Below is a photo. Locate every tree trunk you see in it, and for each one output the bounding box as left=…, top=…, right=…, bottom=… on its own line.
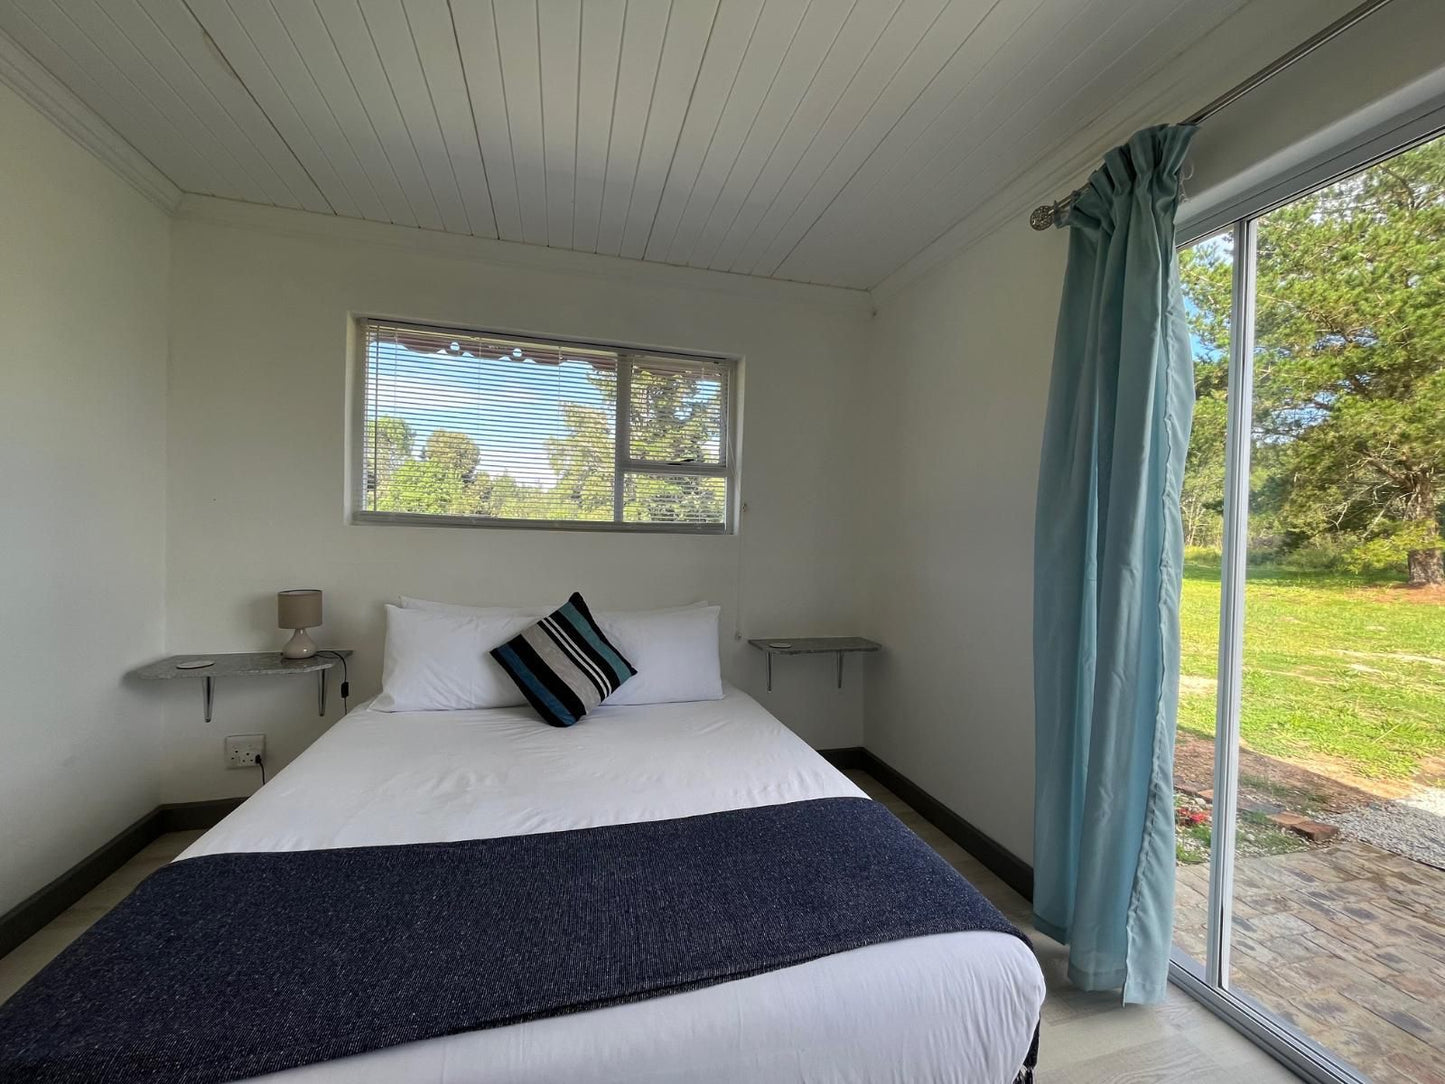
left=1409, top=546, right=1444, bottom=586
left=1405, top=479, right=1443, bottom=587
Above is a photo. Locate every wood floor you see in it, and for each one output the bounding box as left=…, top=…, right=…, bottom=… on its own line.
left=0, top=772, right=1303, bottom=1082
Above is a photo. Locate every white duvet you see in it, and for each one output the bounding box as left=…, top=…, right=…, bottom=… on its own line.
left=182, top=687, right=1044, bottom=1083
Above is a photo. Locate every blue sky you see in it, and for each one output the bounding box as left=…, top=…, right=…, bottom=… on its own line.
left=369, top=340, right=611, bottom=486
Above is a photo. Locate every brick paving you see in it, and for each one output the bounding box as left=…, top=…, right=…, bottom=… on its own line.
left=1176, top=841, right=1445, bottom=1083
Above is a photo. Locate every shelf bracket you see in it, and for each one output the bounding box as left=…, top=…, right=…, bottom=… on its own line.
left=748, top=638, right=879, bottom=695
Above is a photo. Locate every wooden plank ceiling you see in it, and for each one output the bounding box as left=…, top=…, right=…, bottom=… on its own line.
left=1, top=0, right=1260, bottom=289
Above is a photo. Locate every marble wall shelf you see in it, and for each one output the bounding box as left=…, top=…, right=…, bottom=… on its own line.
left=129, top=651, right=353, bottom=722
left=746, top=637, right=880, bottom=691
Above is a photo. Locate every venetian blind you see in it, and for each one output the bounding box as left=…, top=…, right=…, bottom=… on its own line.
left=359, top=319, right=732, bottom=530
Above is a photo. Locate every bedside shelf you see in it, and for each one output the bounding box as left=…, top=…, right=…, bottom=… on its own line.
left=747, top=637, right=880, bottom=691
left=129, top=651, right=353, bottom=722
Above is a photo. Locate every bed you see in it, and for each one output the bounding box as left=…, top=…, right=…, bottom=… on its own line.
left=167, top=686, right=1044, bottom=1084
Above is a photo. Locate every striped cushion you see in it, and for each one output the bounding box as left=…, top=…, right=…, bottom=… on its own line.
left=490, top=593, right=637, bottom=727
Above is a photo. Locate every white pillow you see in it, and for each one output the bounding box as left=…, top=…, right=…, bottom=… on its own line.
left=399, top=596, right=546, bottom=619
left=598, top=604, right=723, bottom=706
left=395, top=596, right=722, bottom=707
left=373, top=604, right=536, bottom=712
left=399, top=596, right=703, bottom=622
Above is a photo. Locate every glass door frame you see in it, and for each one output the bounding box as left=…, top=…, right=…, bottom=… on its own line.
left=1166, top=219, right=1365, bottom=1084
left=1165, top=93, right=1445, bottom=1084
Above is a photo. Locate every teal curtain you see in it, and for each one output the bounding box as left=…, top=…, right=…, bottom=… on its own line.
left=1032, top=124, right=1197, bottom=1004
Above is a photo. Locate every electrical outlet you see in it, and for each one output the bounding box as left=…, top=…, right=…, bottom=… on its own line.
left=224, top=734, right=265, bottom=770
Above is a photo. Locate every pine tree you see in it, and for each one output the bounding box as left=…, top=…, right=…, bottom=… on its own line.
left=1180, top=136, right=1445, bottom=585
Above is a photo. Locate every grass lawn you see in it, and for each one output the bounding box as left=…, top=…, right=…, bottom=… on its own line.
left=1177, top=559, right=1445, bottom=781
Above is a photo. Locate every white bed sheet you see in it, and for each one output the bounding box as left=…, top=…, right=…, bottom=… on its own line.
left=182, top=687, right=1044, bottom=1084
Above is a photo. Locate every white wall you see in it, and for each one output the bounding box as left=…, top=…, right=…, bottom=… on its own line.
left=158, top=199, right=873, bottom=802
left=861, top=222, right=1067, bottom=863
left=0, top=83, right=170, bottom=912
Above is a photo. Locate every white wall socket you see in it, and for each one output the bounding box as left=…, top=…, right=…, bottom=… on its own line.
left=224, top=733, right=265, bottom=770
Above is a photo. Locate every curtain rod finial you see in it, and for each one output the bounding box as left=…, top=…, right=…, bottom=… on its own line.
left=1030, top=204, right=1057, bottom=231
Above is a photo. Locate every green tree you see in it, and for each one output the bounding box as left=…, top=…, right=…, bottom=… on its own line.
left=422, top=429, right=480, bottom=482
left=1258, top=138, right=1445, bottom=585
left=376, top=458, right=467, bottom=515
left=1179, top=238, right=1232, bottom=549
left=482, top=472, right=552, bottom=520
left=364, top=415, right=414, bottom=501
left=546, top=362, right=726, bottom=525
left=1180, top=136, right=1445, bottom=584
left=546, top=401, right=614, bottom=520
left=623, top=364, right=726, bottom=524
left=372, top=424, right=483, bottom=516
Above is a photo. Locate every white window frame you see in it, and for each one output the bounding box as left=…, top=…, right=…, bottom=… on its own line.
left=349, top=317, right=740, bottom=535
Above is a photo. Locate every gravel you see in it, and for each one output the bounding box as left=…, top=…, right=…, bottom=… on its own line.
left=1320, top=786, right=1445, bottom=870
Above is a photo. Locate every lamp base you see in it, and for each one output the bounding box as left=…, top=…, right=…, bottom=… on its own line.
left=282, top=628, right=318, bottom=659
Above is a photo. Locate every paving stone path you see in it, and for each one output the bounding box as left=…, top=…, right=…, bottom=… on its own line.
left=1176, top=841, right=1445, bottom=1083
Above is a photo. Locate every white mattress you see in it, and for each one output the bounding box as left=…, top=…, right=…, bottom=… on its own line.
left=182, top=687, right=1044, bottom=1083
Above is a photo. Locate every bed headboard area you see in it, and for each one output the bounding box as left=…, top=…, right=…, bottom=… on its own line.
left=156, top=207, right=875, bottom=802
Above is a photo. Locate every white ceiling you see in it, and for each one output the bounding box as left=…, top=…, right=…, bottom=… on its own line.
left=1, top=0, right=1334, bottom=290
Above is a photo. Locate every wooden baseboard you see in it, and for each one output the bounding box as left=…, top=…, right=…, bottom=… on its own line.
left=0, top=798, right=244, bottom=959
left=857, top=751, right=1034, bottom=902
left=0, top=809, right=160, bottom=958
left=158, top=797, right=245, bottom=833
left=816, top=746, right=868, bottom=770
left=820, top=745, right=1034, bottom=901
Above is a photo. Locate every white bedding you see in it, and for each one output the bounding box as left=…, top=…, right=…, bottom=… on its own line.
left=182, top=687, right=1044, bottom=1083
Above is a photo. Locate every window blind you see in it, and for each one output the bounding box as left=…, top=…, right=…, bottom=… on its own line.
left=358, top=319, right=733, bottom=531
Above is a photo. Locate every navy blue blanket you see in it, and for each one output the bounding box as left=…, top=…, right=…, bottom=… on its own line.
left=0, top=797, right=1037, bottom=1083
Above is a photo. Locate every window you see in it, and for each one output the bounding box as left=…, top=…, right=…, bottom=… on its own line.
left=355, top=319, right=735, bottom=532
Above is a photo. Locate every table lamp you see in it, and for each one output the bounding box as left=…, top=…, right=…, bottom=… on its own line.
left=277, top=589, right=322, bottom=659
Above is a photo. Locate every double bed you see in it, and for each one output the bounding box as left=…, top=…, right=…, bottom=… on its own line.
left=0, top=680, right=1044, bottom=1082
left=173, top=686, right=1044, bottom=1083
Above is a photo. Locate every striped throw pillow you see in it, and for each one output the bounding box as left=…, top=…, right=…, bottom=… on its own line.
left=490, top=593, right=637, bottom=727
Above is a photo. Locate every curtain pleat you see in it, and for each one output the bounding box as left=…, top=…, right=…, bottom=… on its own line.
left=1032, top=124, right=1197, bottom=1004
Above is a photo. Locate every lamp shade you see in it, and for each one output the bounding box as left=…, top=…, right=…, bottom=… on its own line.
left=277, top=589, right=322, bottom=630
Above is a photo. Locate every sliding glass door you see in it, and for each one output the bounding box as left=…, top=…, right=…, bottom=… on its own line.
left=1171, top=131, right=1445, bottom=1084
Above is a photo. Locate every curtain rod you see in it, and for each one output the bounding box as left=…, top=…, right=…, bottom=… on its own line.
left=1027, top=0, right=1398, bottom=231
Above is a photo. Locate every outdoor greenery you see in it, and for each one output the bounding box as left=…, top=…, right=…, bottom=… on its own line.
left=1174, top=794, right=1307, bottom=866
left=364, top=361, right=726, bottom=525
left=1177, top=557, right=1445, bottom=780
left=1180, top=136, right=1445, bottom=585
left=1174, top=136, right=1444, bottom=790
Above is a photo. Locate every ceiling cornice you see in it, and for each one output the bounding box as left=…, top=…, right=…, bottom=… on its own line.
left=175, top=195, right=875, bottom=316
left=0, top=27, right=181, bottom=214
